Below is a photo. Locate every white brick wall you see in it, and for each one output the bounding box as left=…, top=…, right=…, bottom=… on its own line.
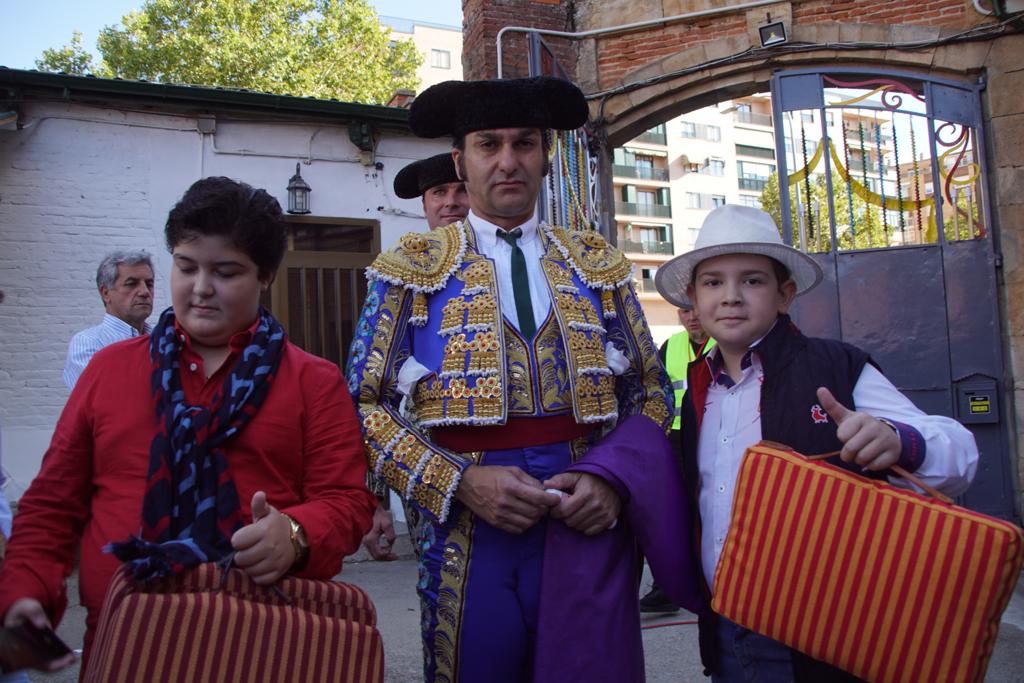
left=0, top=99, right=448, bottom=497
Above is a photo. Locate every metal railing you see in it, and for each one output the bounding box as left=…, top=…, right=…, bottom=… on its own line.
left=613, top=164, right=670, bottom=181
left=615, top=201, right=673, bottom=218
left=734, top=110, right=773, bottom=126
left=738, top=177, right=769, bottom=191
left=622, top=239, right=674, bottom=255
left=736, top=144, right=776, bottom=160
left=634, top=130, right=668, bottom=145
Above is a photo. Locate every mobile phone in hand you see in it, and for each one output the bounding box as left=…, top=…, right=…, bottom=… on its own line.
left=0, top=622, right=73, bottom=673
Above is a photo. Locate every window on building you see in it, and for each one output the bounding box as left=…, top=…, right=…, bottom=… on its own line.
left=635, top=155, right=654, bottom=178
left=636, top=225, right=664, bottom=247
left=686, top=192, right=703, bottom=209
left=738, top=194, right=762, bottom=208
left=679, top=121, right=720, bottom=142
left=737, top=161, right=776, bottom=178
left=639, top=267, right=657, bottom=293
left=701, top=158, right=725, bottom=176
left=801, top=111, right=814, bottom=123
left=431, top=49, right=451, bottom=69
left=637, top=190, right=656, bottom=207
left=712, top=195, right=727, bottom=208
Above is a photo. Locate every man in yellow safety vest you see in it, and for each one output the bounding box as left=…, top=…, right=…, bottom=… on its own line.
left=661, top=300, right=715, bottom=436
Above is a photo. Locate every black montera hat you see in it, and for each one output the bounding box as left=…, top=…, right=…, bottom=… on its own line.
left=393, top=153, right=461, bottom=199
left=409, top=76, right=589, bottom=139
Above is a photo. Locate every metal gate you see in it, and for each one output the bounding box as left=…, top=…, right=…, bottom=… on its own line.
left=770, top=68, right=1015, bottom=521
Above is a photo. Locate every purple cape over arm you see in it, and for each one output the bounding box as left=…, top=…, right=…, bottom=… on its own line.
left=533, top=415, right=704, bottom=683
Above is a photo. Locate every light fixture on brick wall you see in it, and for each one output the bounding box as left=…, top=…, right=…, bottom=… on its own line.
left=758, top=15, right=787, bottom=47
left=287, top=163, right=311, bottom=215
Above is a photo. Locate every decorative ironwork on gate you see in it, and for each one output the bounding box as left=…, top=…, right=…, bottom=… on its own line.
left=771, top=70, right=989, bottom=253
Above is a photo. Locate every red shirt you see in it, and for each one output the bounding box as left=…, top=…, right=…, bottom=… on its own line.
left=0, top=327, right=375, bottom=655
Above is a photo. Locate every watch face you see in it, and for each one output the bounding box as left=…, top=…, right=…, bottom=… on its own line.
left=288, top=516, right=308, bottom=549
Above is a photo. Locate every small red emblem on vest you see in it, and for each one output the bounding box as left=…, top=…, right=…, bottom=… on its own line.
left=811, top=404, right=829, bottom=424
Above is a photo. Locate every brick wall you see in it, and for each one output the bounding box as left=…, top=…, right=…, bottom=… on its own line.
left=0, top=115, right=165, bottom=430
left=588, top=0, right=979, bottom=90
left=462, top=0, right=576, bottom=80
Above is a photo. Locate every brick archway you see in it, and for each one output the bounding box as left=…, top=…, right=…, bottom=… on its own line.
left=591, top=40, right=992, bottom=147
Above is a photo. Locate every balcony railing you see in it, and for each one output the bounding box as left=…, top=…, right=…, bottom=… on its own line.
left=634, top=130, right=667, bottom=145
left=735, top=144, right=776, bottom=160
left=612, top=164, right=670, bottom=181
left=738, top=177, right=768, bottom=191
left=639, top=277, right=656, bottom=293
left=621, top=239, right=674, bottom=255
left=615, top=201, right=673, bottom=218
left=734, top=110, right=773, bottom=126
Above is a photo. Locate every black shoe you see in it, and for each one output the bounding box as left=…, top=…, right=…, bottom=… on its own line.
left=639, top=584, right=680, bottom=614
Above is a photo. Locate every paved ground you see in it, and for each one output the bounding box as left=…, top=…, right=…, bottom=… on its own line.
left=25, top=532, right=1024, bottom=682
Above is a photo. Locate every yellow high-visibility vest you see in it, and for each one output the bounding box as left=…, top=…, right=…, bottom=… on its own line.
left=665, top=331, right=715, bottom=430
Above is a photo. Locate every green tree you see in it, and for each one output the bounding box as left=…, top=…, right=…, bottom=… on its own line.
left=35, top=31, right=96, bottom=75
left=36, top=0, right=421, bottom=105
left=761, top=171, right=891, bottom=252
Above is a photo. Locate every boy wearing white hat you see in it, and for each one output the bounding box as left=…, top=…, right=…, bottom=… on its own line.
left=655, top=204, right=978, bottom=681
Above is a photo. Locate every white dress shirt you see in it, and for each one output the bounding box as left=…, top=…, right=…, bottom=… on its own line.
left=467, top=209, right=552, bottom=331
left=63, top=313, right=151, bottom=390
left=698, top=347, right=979, bottom=587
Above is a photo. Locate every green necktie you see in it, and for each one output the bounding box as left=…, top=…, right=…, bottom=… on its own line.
left=497, top=228, right=536, bottom=339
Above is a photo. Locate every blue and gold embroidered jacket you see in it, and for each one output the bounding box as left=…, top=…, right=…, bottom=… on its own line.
left=345, top=221, right=672, bottom=523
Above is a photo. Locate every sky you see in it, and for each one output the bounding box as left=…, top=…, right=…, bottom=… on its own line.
left=0, top=0, right=463, bottom=70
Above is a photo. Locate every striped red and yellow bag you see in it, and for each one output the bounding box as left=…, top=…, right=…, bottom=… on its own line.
left=84, top=563, right=384, bottom=683
left=712, top=441, right=1023, bottom=683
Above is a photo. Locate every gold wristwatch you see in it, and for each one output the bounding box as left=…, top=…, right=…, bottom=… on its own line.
left=281, top=513, right=310, bottom=571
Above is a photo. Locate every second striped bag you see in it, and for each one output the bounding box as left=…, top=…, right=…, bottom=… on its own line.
left=712, top=441, right=1023, bottom=683
left=83, top=563, right=384, bottom=683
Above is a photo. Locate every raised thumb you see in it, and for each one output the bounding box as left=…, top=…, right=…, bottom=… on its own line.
left=251, top=490, right=270, bottom=522
left=816, top=386, right=851, bottom=424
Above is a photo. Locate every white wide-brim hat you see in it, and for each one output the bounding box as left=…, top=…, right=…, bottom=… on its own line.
left=655, top=204, right=823, bottom=309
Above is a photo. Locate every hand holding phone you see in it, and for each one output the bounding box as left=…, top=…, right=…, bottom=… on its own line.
left=0, top=622, right=74, bottom=673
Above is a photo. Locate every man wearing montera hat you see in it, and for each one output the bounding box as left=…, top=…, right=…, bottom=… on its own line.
left=360, top=154, right=471, bottom=561
left=395, top=152, right=470, bottom=230
left=346, top=76, right=701, bottom=682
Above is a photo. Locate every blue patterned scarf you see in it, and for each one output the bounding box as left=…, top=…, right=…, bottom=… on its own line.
left=109, top=306, right=286, bottom=581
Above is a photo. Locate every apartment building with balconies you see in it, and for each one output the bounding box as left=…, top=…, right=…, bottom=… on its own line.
left=617, top=91, right=901, bottom=342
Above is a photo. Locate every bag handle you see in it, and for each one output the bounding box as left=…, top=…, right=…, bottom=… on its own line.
left=806, top=451, right=953, bottom=504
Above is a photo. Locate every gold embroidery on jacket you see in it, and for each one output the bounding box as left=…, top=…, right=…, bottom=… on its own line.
left=431, top=507, right=474, bottom=682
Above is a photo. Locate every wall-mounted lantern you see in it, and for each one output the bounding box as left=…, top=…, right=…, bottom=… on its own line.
left=287, top=163, right=311, bottom=214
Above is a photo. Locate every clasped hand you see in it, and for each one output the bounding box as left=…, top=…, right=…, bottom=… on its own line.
left=230, top=491, right=297, bottom=585
left=456, top=465, right=619, bottom=536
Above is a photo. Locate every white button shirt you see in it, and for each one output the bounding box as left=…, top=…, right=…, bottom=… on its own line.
left=698, top=347, right=979, bottom=588
left=63, top=313, right=151, bottom=390
left=467, top=209, right=552, bottom=330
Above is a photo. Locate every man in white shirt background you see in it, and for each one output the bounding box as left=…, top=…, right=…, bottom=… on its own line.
left=63, top=250, right=154, bottom=390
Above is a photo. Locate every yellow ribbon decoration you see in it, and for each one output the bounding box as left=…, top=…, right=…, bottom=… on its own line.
left=788, top=139, right=938, bottom=242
